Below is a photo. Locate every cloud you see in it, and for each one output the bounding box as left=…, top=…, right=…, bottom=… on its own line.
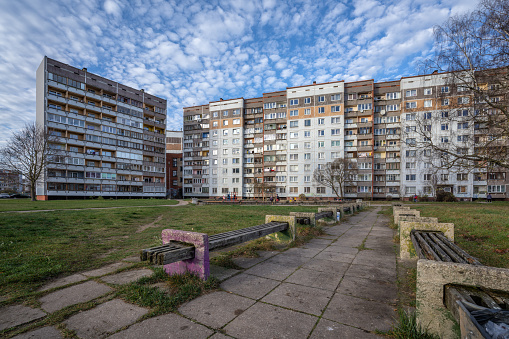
left=0, top=0, right=481, bottom=137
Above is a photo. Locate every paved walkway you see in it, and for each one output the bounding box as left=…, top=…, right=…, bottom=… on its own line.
left=0, top=207, right=397, bottom=338
left=1, top=199, right=189, bottom=214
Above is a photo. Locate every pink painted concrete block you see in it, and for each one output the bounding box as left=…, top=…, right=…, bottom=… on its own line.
left=161, top=229, right=210, bottom=280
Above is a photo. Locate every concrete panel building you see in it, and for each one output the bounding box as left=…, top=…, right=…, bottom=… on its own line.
left=182, top=73, right=508, bottom=201
left=36, top=57, right=167, bottom=199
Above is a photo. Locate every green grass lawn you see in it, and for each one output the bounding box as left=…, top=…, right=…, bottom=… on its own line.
left=0, top=198, right=178, bottom=212
left=411, top=202, right=509, bottom=268
left=0, top=204, right=319, bottom=299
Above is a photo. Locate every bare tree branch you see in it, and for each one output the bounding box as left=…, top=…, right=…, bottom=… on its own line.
left=312, top=158, right=358, bottom=200
left=0, top=122, right=62, bottom=201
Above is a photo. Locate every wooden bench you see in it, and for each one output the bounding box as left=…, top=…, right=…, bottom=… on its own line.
left=140, top=218, right=294, bottom=280
left=410, top=229, right=509, bottom=338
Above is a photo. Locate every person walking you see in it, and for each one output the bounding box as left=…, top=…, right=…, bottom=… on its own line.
left=487, top=193, right=492, bottom=203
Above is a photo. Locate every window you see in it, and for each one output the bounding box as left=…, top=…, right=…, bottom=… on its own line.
left=442, top=98, right=449, bottom=106
left=423, top=112, right=431, bottom=119
left=386, top=92, right=400, bottom=100
left=304, top=142, right=311, bottom=148
left=358, top=103, right=372, bottom=111
left=290, top=132, right=299, bottom=139
left=304, top=119, right=311, bottom=126
left=331, top=106, right=341, bottom=112
left=406, top=113, right=415, bottom=121
left=386, top=104, right=400, bottom=111
left=406, top=174, right=416, bottom=181
left=424, top=174, right=432, bottom=181
left=304, top=153, right=311, bottom=160
left=457, top=173, right=468, bottom=181
left=290, top=99, right=298, bottom=105
left=406, top=187, right=416, bottom=194
left=331, top=94, right=341, bottom=101
left=290, top=110, right=298, bottom=116
left=304, top=108, right=311, bottom=115
left=223, top=111, right=228, bottom=116
left=441, top=86, right=449, bottom=93
left=441, top=111, right=449, bottom=118
left=289, top=154, right=298, bottom=161
left=458, top=109, right=469, bottom=117
left=331, top=140, right=340, bottom=147
left=331, top=129, right=341, bottom=136
left=441, top=123, right=449, bottom=130
left=406, top=138, right=416, bottom=146
left=317, top=141, right=324, bottom=148
left=289, top=143, right=298, bottom=150
left=424, top=88, right=432, bottom=95
left=406, top=102, right=417, bottom=109
left=318, top=107, right=325, bottom=114
left=289, top=165, right=299, bottom=172
left=318, top=118, right=325, bottom=125
left=290, top=121, right=298, bottom=128
left=458, top=97, right=470, bottom=104
left=304, top=97, right=311, bottom=104
left=318, top=152, right=325, bottom=159
left=317, top=187, right=326, bottom=194
left=318, top=96, right=325, bottom=102
left=331, top=117, right=340, bottom=124
left=406, top=150, right=416, bottom=157
left=424, top=100, right=432, bottom=108
left=488, top=185, right=506, bottom=193
left=304, top=164, right=311, bottom=171
left=441, top=174, right=449, bottom=181
left=457, top=135, right=469, bottom=142
left=406, top=89, right=417, bottom=97
left=233, top=119, right=240, bottom=125
left=304, top=131, right=311, bottom=138
left=457, top=122, right=468, bottom=130
left=441, top=136, right=449, bottom=143
left=318, top=130, right=324, bottom=136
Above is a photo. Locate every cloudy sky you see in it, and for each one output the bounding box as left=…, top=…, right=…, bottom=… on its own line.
left=0, top=0, right=479, bottom=144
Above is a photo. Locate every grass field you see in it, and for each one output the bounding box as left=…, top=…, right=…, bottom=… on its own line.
left=411, top=202, right=509, bottom=268
left=0, top=198, right=178, bottom=212
left=0, top=204, right=319, bottom=299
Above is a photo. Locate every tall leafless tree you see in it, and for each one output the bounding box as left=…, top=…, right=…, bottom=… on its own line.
left=0, top=123, right=62, bottom=201
left=420, top=0, right=509, bottom=170
left=313, top=158, right=358, bottom=200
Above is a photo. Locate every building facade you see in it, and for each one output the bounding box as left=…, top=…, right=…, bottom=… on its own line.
left=36, top=57, right=167, bottom=200
left=183, top=73, right=508, bottom=200
left=166, top=130, right=183, bottom=198
left=0, top=169, right=23, bottom=193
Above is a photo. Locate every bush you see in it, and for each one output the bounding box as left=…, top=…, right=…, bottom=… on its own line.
left=418, top=195, right=429, bottom=202
left=298, top=193, right=307, bottom=201
left=436, top=190, right=456, bottom=202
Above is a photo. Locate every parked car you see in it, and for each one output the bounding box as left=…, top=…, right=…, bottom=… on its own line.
left=0, top=193, right=11, bottom=199
left=10, top=193, right=30, bottom=199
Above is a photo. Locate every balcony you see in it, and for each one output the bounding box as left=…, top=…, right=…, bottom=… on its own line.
left=386, top=157, right=400, bottom=163
left=344, top=135, right=357, bottom=141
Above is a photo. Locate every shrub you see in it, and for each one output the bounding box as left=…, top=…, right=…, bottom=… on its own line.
left=436, top=190, right=456, bottom=202
left=298, top=193, right=307, bottom=201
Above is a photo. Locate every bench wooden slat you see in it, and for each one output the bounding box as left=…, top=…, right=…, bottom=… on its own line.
left=435, top=233, right=482, bottom=265
left=209, top=222, right=288, bottom=251
left=428, top=232, right=466, bottom=264
left=422, top=232, right=453, bottom=262
left=413, top=231, right=442, bottom=261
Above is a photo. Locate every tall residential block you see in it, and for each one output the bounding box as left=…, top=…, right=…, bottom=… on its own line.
left=183, top=72, right=508, bottom=201
left=166, top=130, right=183, bottom=198
left=36, top=57, right=167, bottom=199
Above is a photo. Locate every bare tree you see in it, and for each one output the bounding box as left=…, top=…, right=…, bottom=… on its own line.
left=421, top=0, right=509, bottom=169
left=313, top=158, right=358, bottom=200
left=0, top=123, right=62, bottom=201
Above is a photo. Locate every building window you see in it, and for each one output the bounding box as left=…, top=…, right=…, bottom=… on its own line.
left=304, top=108, right=311, bottom=115
left=290, top=110, right=299, bottom=116
left=304, top=97, right=311, bottom=104
left=290, top=99, right=299, bottom=105
left=406, top=89, right=417, bottom=97
left=318, top=107, right=325, bottom=114
left=424, top=88, right=432, bottom=95
left=317, top=187, right=326, bottom=194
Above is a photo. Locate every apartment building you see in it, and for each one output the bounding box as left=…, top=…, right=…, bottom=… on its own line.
left=36, top=57, right=167, bottom=200
left=166, top=130, right=183, bottom=198
left=183, top=73, right=508, bottom=201
left=0, top=169, right=23, bottom=193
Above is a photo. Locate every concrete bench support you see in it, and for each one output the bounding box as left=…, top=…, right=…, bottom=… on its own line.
left=397, top=216, right=439, bottom=228
left=394, top=210, right=420, bottom=225
left=399, top=221, right=454, bottom=259
left=416, top=260, right=509, bottom=339
left=265, top=215, right=296, bottom=241
left=289, top=212, right=316, bottom=226
left=162, top=229, right=210, bottom=280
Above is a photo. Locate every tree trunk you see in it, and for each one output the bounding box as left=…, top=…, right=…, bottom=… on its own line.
left=30, top=181, right=36, bottom=201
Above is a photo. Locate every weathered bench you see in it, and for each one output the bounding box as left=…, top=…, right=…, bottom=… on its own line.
left=141, top=215, right=296, bottom=280
left=394, top=207, right=509, bottom=339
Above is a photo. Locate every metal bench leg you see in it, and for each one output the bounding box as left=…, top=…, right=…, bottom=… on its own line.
left=161, top=229, right=210, bottom=280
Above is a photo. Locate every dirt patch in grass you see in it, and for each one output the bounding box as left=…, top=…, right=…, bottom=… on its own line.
left=136, top=215, right=164, bottom=233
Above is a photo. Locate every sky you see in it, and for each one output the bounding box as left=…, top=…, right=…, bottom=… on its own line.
left=0, top=0, right=479, bottom=145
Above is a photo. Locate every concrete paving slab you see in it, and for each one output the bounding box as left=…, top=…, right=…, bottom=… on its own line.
left=39, top=281, right=113, bottom=313
left=266, top=253, right=311, bottom=266
left=11, top=326, right=62, bottom=339
left=101, top=268, right=153, bottom=285
left=283, top=247, right=323, bottom=258
left=232, top=251, right=277, bottom=269
left=307, top=238, right=335, bottom=245
left=301, top=259, right=350, bottom=275
left=81, top=262, right=130, bottom=277
left=310, top=318, right=381, bottom=338
left=352, top=252, right=396, bottom=269
left=209, top=332, right=233, bottom=339
left=210, top=265, right=240, bottom=281
left=331, top=238, right=363, bottom=247
left=178, top=291, right=255, bottom=328
left=285, top=268, right=343, bottom=291
left=108, top=313, right=214, bottom=339
left=63, top=299, right=148, bottom=339
left=224, top=302, right=317, bottom=339
left=323, top=245, right=359, bottom=255
left=0, top=305, right=46, bottom=331
left=244, top=262, right=297, bottom=281
left=323, top=293, right=396, bottom=332
left=39, top=273, right=88, bottom=291
left=301, top=242, right=330, bottom=250
left=261, top=282, right=334, bottom=316
left=314, top=251, right=356, bottom=263
left=345, top=263, right=397, bottom=283
left=220, top=273, right=280, bottom=300
left=337, top=275, right=397, bottom=303
left=122, top=255, right=141, bottom=263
